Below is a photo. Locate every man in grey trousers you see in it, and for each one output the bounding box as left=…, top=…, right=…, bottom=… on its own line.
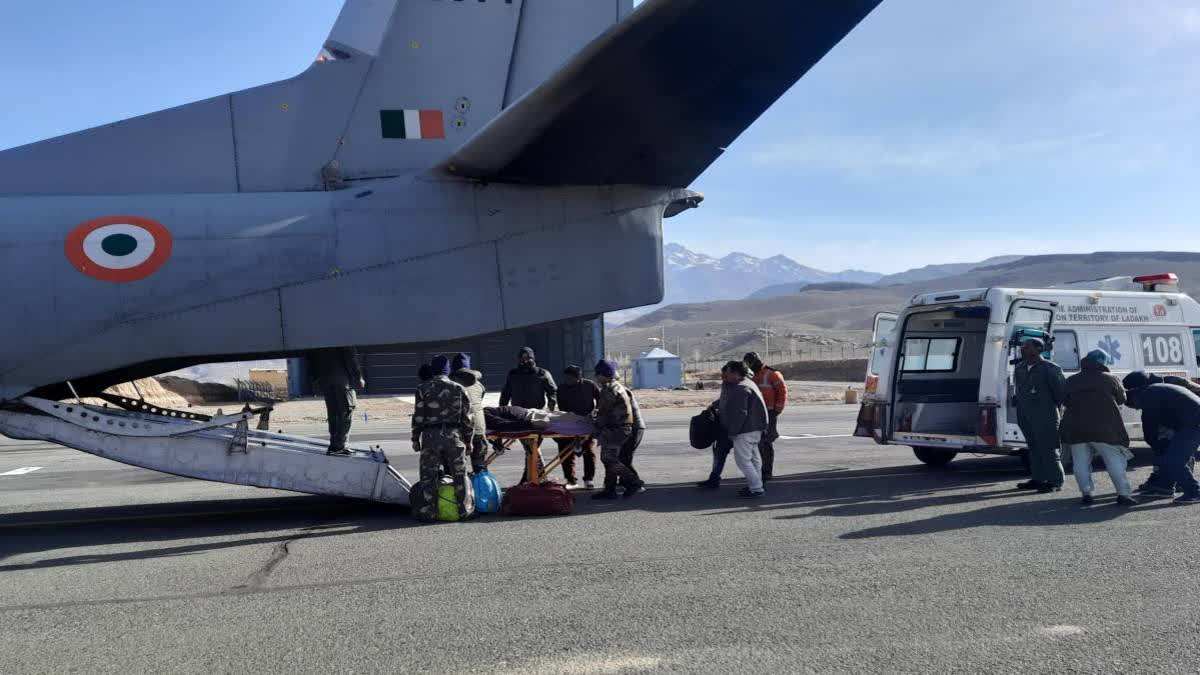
left=714, top=360, right=769, bottom=499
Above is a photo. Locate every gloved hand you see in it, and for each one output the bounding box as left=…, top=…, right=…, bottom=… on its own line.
left=412, top=437, right=421, bottom=453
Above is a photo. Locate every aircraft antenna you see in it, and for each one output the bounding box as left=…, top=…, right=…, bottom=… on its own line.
left=65, top=381, right=83, bottom=405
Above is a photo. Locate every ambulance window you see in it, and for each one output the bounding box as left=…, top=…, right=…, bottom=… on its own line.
left=901, top=338, right=960, bottom=372
left=1193, top=329, right=1200, bottom=367
left=1051, top=330, right=1079, bottom=371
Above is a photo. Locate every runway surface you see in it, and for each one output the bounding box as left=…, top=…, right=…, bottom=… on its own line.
left=1, top=404, right=1195, bottom=673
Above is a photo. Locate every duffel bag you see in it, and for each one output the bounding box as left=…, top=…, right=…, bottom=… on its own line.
left=408, top=479, right=437, bottom=523
left=501, top=481, right=573, bottom=516
left=472, top=470, right=503, bottom=514
left=689, top=407, right=721, bottom=449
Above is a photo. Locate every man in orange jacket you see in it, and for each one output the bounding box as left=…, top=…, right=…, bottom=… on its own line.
left=745, top=352, right=787, bottom=482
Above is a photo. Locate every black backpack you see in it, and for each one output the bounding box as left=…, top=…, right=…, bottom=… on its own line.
left=689, top=407, right=721, bottom=449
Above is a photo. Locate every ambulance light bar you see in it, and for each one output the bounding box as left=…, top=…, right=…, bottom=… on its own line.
left=1132, top=273, right=1179, bottom=290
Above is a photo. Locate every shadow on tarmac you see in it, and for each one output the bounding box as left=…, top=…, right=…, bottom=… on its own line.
left=1, top=450, right=1168, bottom=567
left=0, top=496, right=413, bottom=570
left=575, top=451, right=1166, bottom=531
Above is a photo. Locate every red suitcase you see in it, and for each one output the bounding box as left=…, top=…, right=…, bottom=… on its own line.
left=501, top=481, right=574, bottom=516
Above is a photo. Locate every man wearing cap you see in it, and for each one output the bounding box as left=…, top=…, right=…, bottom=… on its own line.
left=591, top=359, right=644, bottom=500
left=1132, top=372, right=1200, bottom=493
left=307, top=347, right=365, bottom=456
left=1013, top=337, right=1067, bottom=493
left=1122, top=371, right=1200, bottom=504
left=500, top=347, right=558, bottom=482
left=411, top=355, right=474, bottom=521
left=449, top=353, right=488, bottom=475
left=745, top=352, right=787, bottom=483
left=556, top=365, right=600, bottom=489
left=1059, top=349, right=1136, bottom=506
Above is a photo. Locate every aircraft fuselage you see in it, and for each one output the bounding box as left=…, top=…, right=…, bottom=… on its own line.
left=0, top=177, right=686, bottom=399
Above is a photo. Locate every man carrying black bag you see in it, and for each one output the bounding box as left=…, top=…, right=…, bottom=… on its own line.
left=694, top=404, right=732, bottom=490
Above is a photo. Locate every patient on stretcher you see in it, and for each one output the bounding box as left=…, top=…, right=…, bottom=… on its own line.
left=483, top=405, right=594, bottom=436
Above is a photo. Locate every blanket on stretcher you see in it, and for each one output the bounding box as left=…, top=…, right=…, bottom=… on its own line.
left=483, top=406, right=594, bottom=437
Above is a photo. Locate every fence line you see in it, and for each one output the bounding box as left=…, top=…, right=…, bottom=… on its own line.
left=679, top=346, right=871, bottom=375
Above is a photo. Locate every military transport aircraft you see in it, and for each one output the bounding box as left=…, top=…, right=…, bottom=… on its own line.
left=0, top=0, right=882, bottom=503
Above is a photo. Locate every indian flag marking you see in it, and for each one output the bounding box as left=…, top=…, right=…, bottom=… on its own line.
left=380, top=109, right=445, bottom=140
left=65, top=215, right=173, bottom=283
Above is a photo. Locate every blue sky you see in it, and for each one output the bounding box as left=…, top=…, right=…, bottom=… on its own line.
left=3, top=1, right=1198, bottom=274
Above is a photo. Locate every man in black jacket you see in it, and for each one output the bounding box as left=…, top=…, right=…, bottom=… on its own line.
left=500, top=347, right=558, bottom=482
left=1134, top=372, right=1200, bottom=493
left=1123, top=371, right=1200, bottom=504
left=556, top=365, right=599, bottom=489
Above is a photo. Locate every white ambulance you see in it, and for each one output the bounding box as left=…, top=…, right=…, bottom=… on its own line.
left=854, top=273, right=1200, bottom=466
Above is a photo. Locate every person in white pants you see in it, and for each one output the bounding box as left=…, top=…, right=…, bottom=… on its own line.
left=713, top=360, right=770, bottom=499
left=732, top=429, right=764, bottom=494
left=1059, top=348, right=1137, bottom=506
left=1068, top=441, right=1133, bottom=501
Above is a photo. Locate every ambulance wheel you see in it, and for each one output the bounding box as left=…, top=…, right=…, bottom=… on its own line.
left=913, top=447, right=957, bottom=466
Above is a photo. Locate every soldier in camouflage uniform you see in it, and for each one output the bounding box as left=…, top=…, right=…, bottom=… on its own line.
left=411, top=355, right=474, bottom=522
left=591, top=359, right=645, bottom=500
left=448, top=352, right=488, bottom=474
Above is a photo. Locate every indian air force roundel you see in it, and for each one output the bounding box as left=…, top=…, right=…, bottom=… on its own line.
left=65, top=216, right=173, bottom=282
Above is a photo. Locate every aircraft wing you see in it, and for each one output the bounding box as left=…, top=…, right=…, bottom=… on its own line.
left=441, top=0, right=882, bottom=186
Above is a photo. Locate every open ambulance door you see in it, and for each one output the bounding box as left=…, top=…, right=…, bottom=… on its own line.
left=854, top=311, right=898, bottom=442
left=865, top=311, right=898, bottom=396
left=999, top=299, right=1058, bottom=447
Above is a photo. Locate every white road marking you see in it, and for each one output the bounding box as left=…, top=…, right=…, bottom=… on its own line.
left=780, top=434, right=853, bottom=440
left=1037, top=625, right=1085, bottom=637
left=518, top=656, right=663, bottom=675
left=0, top=466, right=43, bottom=476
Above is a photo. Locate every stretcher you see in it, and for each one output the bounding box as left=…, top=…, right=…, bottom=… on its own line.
left=484, top=431, right=591, bottom=483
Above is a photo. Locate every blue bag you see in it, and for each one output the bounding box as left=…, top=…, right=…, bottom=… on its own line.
left=472, top=470, right=503, bottom=514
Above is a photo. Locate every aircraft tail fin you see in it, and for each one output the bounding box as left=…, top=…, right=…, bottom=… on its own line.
left=0, top=0, right=631, bottom=195
left=441, top=0, right=883, bottom=187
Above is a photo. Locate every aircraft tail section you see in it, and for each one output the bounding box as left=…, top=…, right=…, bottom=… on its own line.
left=443, top=0, right=883, bottom=187
left=0, top=0, right=630, bottom=196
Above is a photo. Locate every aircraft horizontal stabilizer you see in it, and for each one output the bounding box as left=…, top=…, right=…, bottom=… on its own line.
left=441, top=0, right=882, bottom=187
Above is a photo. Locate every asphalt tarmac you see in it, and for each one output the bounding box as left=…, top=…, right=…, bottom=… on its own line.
left=1, top=405, right=1197, bottom=673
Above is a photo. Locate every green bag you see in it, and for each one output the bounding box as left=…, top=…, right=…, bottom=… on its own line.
left=436, top=477, right=475, bottom=522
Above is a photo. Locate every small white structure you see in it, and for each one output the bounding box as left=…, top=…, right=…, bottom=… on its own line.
left=632, top=347, right=683, bottom=389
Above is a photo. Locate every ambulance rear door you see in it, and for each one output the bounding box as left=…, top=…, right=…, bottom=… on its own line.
left=865, top=311, right=898, bottom=397
left=1001, top=299, right=1058, bottom=444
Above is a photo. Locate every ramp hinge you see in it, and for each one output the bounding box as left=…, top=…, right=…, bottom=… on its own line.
left=322, top=161, right=345, bottom=191
left=228, top=417, right=249, bottom=455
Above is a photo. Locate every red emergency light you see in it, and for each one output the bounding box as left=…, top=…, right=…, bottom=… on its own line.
left=1133, top=273, right=1179, bottom=288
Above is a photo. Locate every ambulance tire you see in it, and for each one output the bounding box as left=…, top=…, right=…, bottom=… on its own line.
left=912, top=447, right=957, bottom=467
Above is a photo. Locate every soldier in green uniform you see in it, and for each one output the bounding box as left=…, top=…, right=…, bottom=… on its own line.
left=449, top=352, right=488, bottom=474
left=411, top=355, right=474, bottom=522
left=591, top=359, right=645, bottom=500
left=1013, top=337, right=1067, bottom=493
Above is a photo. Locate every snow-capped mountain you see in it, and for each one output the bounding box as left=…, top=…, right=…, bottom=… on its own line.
left=662, top=243, right=880, bottom=304
left=606, top=244, right=881, bottom=324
